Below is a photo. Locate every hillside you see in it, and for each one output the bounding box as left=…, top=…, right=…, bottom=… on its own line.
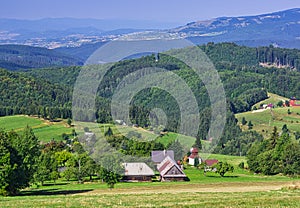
left=0, top=68, right=72, bottom=117
left=0, top=115, right=73, bottom=141
left=0, top=44, right=83, bottom=70
left=1, top=43, right=300, bottom=156
left=236, top=93, right=300, bottom=138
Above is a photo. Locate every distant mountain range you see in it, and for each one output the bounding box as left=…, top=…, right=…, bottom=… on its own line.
left=171, top=8, right=300, bottom=49
left=0, top=8, right=299, bottom=68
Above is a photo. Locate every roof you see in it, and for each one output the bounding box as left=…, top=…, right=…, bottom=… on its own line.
left=190, top=147, right=199, bottom=153
left=204, top=159, right=218, bottom=166
left=151, top=150, right=174, bottom=163
left=157, top=156, right=186, bottom=177
left=123, top=163, right=155, bottom=176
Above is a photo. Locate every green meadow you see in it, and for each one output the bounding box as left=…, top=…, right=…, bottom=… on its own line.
left=0, top=115, right=73, bottom=142
left=236, top=107, right=300, bottom=137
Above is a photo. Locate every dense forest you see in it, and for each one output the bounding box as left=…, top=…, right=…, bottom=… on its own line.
left=1, top=43, right=300, bottom=155
left=0, top=68, right=72, bottom=118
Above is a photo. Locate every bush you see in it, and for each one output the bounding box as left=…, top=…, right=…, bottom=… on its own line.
left=238, top=162, right=245, bottom=169
left=213, top=161, right=234, bottom=177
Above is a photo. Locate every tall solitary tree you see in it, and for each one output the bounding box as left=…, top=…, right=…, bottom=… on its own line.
left=0, top=127, right=40, bottom=196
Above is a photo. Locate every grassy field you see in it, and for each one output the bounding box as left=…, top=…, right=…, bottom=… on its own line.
left=1, top=188, right=299, bottom=207
left=0, top=115, right=73, bottom=142
left=96, top=123, right=198, bottom=148
left=236, top=92, right=300, bottom=138
left=0, top=169, right=299, bottom=207
left=236, top=106, right=300, bottom=138
left=0, top=115, right=43, bottom=130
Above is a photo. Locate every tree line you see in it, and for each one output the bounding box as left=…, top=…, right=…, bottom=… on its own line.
left=0, top=127, right=125, bottom=196
left=247, top=126, right=300, bottom=175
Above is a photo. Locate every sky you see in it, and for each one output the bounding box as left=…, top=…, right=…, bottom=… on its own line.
left=1, top=0, right=300, bottom=24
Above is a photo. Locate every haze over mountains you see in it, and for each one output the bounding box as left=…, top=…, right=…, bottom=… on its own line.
left=0, top=8, right=300, bottom=70
left=0, top=8, right=300, bottom=50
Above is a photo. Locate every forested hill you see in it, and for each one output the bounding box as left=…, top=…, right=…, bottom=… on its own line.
left=0, top=45, right=83, bottom=71
left=1, top=42, right=300, bottom=155
left=14, top=43, right=300, bottom=119
left=25, top=43, right=300, bottom=104
left=2, top=42, right=300, bottom=120
left=0, top=68, right=72, bottom=118
left=199, top=42, right=300, bottom=71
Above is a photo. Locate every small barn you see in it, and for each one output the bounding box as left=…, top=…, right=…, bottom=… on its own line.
left=151, top=150, right=174, bottom=165
left=204, top=159, right=219, bottom=172
left=157, top=156, right=188, bottom=182
left=122, top=163, right=154, bottom=182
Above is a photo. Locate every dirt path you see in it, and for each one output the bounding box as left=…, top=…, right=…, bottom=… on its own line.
left=77, top=181, right=299, bottom=196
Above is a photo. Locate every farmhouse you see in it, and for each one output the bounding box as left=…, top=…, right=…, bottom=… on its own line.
left=151, top=150, right=174, bottom=165
left=188, top=147, right=202, bottom=166
left=157, top=156, right=188, bottom=181
left=289, top=97, right=300, bottom=107
left=122, top=162, right=155, bottom=182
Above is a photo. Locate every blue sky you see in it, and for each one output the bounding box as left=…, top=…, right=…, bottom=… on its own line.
left=1, top=0, right=300, bottom=24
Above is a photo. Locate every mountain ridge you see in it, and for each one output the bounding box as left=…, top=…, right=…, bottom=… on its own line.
left=170, top=8, right=300, bottom=48
left=0, top=8, right=300, bottom=50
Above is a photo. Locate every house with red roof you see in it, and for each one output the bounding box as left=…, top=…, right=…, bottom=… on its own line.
left=157, top=156, right=188, bottom=181
left=289, top=97, right=300, bottom=107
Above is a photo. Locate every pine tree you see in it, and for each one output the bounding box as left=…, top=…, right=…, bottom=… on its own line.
left=241, top=117, right=247, bottom=125
left=104, top=127, right=113, bottom=137
left=248, top=121, right=253, bottom=130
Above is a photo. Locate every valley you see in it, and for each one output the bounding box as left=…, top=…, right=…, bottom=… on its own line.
left=1, top=5, right=300, bottom=207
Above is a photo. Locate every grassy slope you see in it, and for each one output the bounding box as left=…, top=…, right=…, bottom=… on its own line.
left=0, top=116, right=196, bottom=147
left=236, top=93, right=300, bottom=138
left=0, top=115, right=73, bottom=142
left=97, top=123, right=198, bottom=148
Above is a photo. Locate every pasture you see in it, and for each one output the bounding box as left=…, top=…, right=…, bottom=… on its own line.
left=0, top=115, right=73, bottom=142
left=236, top=107, right=300, bottom=138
